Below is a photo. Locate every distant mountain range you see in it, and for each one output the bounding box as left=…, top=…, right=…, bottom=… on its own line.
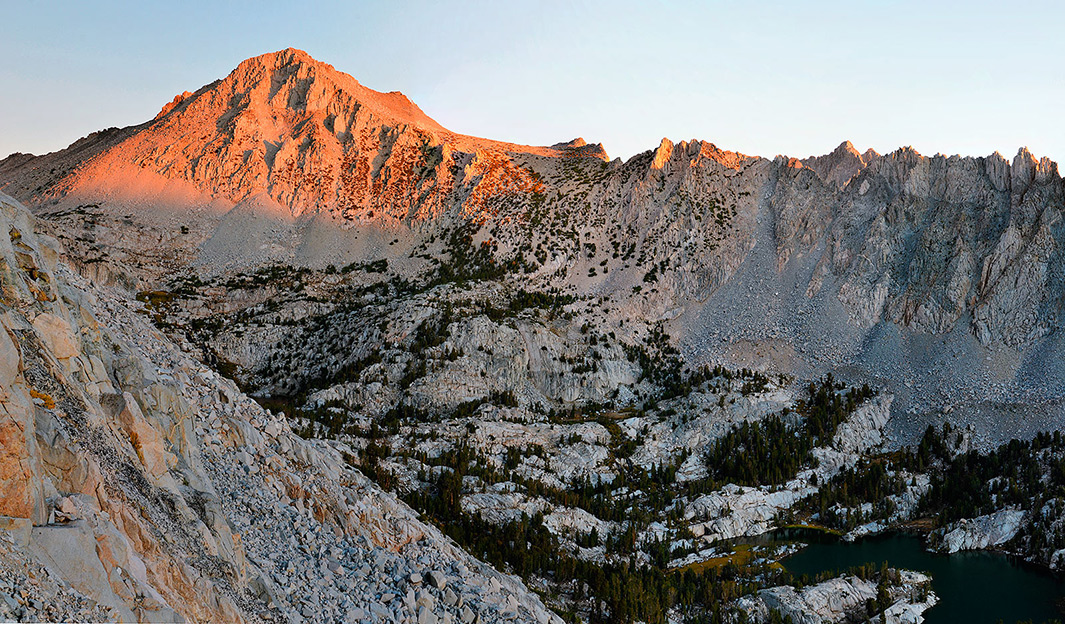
left=2, top=48, right=1064, bottom=437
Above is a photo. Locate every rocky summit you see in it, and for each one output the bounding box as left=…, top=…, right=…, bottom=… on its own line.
left=1, top=48, right=1064, bottom=623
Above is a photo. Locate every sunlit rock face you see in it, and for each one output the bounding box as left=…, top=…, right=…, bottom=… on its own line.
left=0, top=48, right=603, bottom=227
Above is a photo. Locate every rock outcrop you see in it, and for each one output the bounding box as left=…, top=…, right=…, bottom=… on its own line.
left=735, top=570, right=937, bottom=624
left=934, top=508, right=1026, bottom=553
left=684, top=395, right=895, bottom=543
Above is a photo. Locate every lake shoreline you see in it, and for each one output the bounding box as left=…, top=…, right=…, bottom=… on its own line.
left=777, top=531, right=1065, bottom=623
left=768, top=520, right=1065, bottom=580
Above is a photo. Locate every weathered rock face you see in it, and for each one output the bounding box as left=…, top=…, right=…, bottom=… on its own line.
left=0, top=192, right=222, bottom=622
left=934, top=508, right=1027, bottom=553
left=735, top=570, right=937, bottom=624
left=0, top=192, right=561, bottom=623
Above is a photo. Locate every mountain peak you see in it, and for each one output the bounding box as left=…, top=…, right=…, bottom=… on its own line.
left=550, top=137, right=609, bottom=160
left=552, top=137, right=588, bottom=149
left=651, top=138, right=674, bottom=169
left=263, top=46, right=315, bottom=63
left=0, top=48, right=612, bottom=220
left=833, top=140, right=859, bottom=157
left=801, top=140, right=879, bottom=189
left=238, top=47, right=325, bottom=74
left=209, top=47, right=444, bottom=133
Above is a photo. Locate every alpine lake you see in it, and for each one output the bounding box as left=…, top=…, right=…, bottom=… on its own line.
left=770, top=530, right=1065, bottom=623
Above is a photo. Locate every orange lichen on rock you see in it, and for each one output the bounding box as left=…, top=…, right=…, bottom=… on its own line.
left=29, top=388, right=55, bottom=409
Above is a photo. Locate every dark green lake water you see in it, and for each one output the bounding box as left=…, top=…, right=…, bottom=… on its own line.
left=781, top=533, right=1065, bottom=624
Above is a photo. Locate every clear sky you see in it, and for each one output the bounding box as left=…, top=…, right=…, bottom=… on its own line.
left=2, top=1, right=1063, bottom=164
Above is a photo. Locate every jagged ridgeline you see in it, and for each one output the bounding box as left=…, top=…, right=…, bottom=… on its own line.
left=3, top=48, right=1064, bottom=434
left=2, top=48, right=1065, bottom=624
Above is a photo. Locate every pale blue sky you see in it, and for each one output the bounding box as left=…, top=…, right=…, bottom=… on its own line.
left=2, top=1, right=1062, bottom=164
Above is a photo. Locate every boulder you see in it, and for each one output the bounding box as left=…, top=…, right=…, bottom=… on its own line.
left=31, top=313, right=80, bottom=360
left=937, top=508, right=1026, bottom=553
left=105, top=392, right=175, bottom=479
